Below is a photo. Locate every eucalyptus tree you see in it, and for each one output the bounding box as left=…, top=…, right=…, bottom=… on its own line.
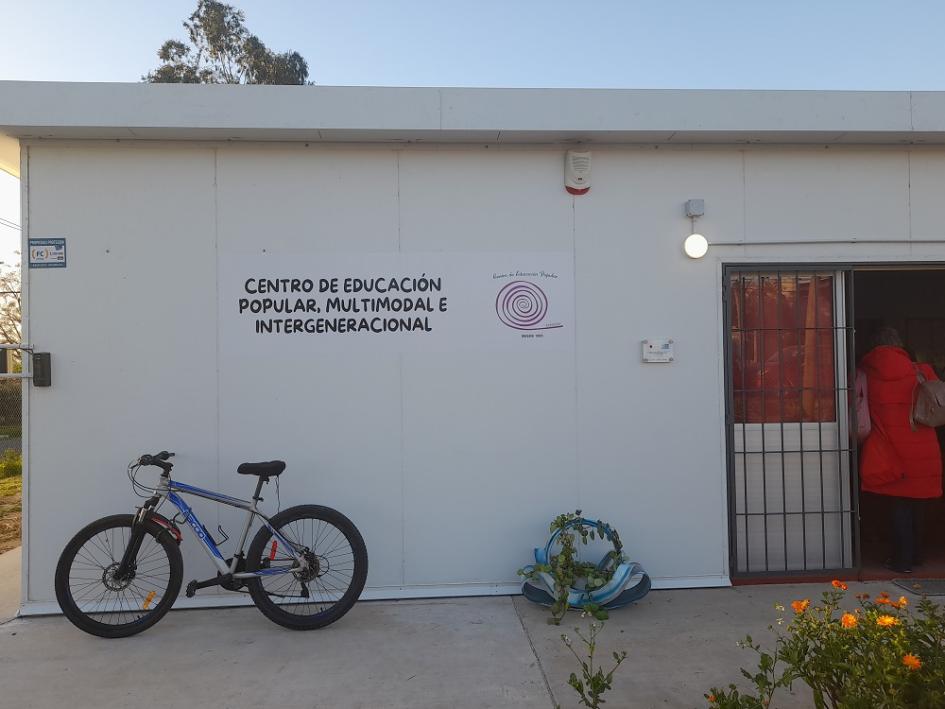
left=146, top=1, right=309, bottom=85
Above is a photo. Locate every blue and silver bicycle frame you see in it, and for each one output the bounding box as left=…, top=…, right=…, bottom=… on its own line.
left=152, top=475, right=303, bottom=579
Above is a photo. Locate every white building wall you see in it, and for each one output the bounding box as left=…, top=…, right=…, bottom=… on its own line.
left=25, top=146, right=220, bottom=603
left=21, top=141, right=945, bottom=609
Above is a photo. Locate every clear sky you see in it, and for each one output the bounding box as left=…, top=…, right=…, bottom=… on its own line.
left=2, top=0, right=945, bottom=260
left=4, top=0, right=945, bottom=90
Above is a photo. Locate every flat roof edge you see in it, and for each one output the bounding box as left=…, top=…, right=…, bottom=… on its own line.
left=8, top=128, right=945, bottom=147
left=1, top=83, right=945, bottom=145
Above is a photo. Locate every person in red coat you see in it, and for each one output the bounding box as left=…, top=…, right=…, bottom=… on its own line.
left=859, top=327, right=943, bottom=573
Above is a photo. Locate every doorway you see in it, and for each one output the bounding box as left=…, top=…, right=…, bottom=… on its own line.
left=724, top=268, right=856, bottom=580
left=854, top=268, right=945, bottom=579
left=724, top=264, right=945, bottom=582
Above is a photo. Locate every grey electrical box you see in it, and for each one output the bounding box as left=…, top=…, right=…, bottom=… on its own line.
left=685, top=199, right=705, bottom=218
left=32, top=352, right=51, bottom=387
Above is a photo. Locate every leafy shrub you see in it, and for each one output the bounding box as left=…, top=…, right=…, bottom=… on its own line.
left=707, top=581, right=945, bottom=708
left=0, top=450, right=21, bottom=479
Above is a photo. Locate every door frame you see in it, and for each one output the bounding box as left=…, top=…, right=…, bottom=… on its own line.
left=723, top=260, right=945, bottom=582
left=723, top=263, right=858, bottom=581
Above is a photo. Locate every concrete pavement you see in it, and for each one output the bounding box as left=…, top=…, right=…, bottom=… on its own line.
left=0, top=597, right=550, bottom=709
left=514, top=587, right=812, bottom=708
left=0, top=578, right=896, bottom=708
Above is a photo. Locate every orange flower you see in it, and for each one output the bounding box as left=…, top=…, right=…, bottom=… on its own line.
left=903, top=654, right=922, bottom=671
left=791, top=599, right=811, bottom=614
left=879, top=591, right=890, bottom=599
left=831, top=579, right=848, bottom=591
left=877, top=615, right=899, bottom=628
left=841, top=612, right=857, bottom=629
left=898, top=596, right=909, bottom=608
left=876, top=597, right=892, bottom=606
left=707, top=694, right=717, bottom=703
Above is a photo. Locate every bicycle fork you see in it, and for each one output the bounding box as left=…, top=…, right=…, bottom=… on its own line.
left=115, top=498, right=175, bottom=581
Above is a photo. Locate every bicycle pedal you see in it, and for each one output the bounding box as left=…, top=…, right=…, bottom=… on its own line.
left=185, top=580, right=198, bottom=598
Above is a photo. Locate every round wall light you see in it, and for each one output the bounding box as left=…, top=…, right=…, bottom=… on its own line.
left=684, top=233, right=709, bottom=259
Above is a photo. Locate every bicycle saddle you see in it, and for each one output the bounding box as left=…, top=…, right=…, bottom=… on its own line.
left=237, top=461, right=286, bottom=478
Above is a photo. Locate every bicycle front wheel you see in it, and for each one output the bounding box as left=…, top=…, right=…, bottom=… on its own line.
left=246, top=505, right=368, bottom=630
left=54, top=514, right=183, bottom=638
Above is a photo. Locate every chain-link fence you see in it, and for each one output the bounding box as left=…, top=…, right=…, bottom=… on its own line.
left=0, top=215, right=21, bottom=552
left=0, top=281, right=22, bottom=553
left=0, top=375, right=20, bottom=456
left=0, top=279, right=21, bottom=459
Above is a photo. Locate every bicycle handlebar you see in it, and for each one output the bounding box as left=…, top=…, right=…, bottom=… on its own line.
left=138, top=451, right=175, bottom=470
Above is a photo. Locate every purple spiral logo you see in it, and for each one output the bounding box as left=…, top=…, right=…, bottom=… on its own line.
left=496, top=280, right=549, bottom=330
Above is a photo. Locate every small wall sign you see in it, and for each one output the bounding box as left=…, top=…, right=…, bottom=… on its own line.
left=29, top=238, right=66, bottom=268
left=642, top=338, right=675, bottom=363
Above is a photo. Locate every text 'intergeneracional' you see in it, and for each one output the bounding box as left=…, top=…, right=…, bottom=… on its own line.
left=238, top=275, right=448, bottom=334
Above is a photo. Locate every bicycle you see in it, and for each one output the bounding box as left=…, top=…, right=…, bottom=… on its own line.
left=54, top=451, right=368, bottom=638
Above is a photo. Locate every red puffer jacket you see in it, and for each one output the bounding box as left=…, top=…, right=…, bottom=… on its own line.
left=860, top=345, right=943, bottom=498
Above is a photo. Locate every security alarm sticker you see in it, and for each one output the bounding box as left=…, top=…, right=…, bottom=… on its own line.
left=28, top=238, right=66, bottom=268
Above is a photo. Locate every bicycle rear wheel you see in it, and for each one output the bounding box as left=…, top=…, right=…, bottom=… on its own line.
left=54, top=514, right=183, bottom=638
left=246, top=505, right=368, bottom=630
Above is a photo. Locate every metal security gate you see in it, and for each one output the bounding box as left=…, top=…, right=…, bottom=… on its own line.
left=724, top=267, right=858, bottom=578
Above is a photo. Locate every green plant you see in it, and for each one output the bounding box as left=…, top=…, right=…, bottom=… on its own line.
left=560, top=605, right=628, bottom=708
left=0, top=471, right=21, bottom=553
left=519, top=510, right=625, bottom=625
left=707, top=582, right=945, bottom=708
left=0, top=449, right=20, bottom=479
left=146, top=1, right=310, bottom=85
left=0, top=473, right=20, bottom=497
